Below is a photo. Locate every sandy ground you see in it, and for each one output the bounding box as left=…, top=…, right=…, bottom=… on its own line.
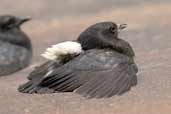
left=0, top=29, right=171, bottom=114
left=0, top=1, right=171, bottom=113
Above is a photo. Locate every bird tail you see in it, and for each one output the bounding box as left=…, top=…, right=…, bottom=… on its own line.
left=18, top=81, right=36, bottom=93
left=18, top=80, right=55, bottom=94
left=18, top=61, right=61, bottom=94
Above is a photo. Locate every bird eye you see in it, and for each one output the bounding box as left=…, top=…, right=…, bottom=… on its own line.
left=109, top=26, right=116, bottom=33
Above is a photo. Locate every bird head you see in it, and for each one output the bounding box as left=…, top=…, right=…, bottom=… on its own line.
left=77, top=22, right=127, bottom=50
left=0, top=15, right=32, bottom=51
left=0, top=15, right=31, bottom=31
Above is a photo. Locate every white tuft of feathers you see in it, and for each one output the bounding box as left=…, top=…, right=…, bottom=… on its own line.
left=41, top=41, right=82, bottom=60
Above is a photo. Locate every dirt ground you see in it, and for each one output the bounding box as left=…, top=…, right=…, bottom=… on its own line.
left=0, top=1, right=171, bottom=114
left=0, top=27, right=171, bottom=114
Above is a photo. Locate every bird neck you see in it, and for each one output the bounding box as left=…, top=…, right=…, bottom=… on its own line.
left=77, top=33, right=135, bottom=60
left=112, top=38, right=135, bottom=59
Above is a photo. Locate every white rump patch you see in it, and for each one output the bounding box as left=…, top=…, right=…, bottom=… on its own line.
left=41, top=41, right=82, bottom=60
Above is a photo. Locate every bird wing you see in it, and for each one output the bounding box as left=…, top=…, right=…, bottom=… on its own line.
left=75, top=62, right=137, bottom=98
left=19, top=49, right=137, bottom=98
left=27, top=60, right=61, bottom=80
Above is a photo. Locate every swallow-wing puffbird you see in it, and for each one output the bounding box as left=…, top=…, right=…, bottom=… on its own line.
left=0, top=15, right=32, bottom=76
left=18, top=22, right=138, bottom=98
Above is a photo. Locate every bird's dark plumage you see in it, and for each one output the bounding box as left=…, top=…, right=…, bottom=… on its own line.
left=0, top=15, right=32, bottom=76
left=18, top=22, right=138, bottom=98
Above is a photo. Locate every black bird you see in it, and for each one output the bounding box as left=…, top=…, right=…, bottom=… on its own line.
left=18, top=22, right=138, bottom=98
left=0, top=15, right=32, bottom=76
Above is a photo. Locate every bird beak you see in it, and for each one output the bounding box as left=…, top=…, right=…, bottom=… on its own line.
left=118, top=24, right=127, bottom=32
left=18, top=17, right=31, bottom=25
